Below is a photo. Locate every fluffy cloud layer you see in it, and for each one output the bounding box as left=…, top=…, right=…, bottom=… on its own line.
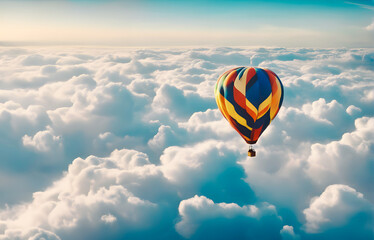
left=303, top=184, right=374, bottom=239
left=0, top=47, right=373, bottom=239
left=176, top=195, right=282, bottom=239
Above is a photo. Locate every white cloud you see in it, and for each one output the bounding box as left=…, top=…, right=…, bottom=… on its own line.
left=306, top=117, right=374, bottom=200
left=21, top=54, right=58, bottom=66
left=301, top=98, right=345, bottom=125
left=363, top=88, right=374, bottom=102
left=22, top=126, right=62, bottom=152
left=101, top=214, right=117, bottom=224
left=0, top=227, right=61, bottom=240
left=151, top=84, right=215, bottom=121
left=366, top=19, right=374, bottom=31
left=0, top=149, right=160, bottom=239
left=346, top=105, right=361, bottom=115
left=176, top=195, right=282, bottom=239
left=0, top=47, right=373, bottom=239
left=178, top=109, right=233, bottom=138
left=280, top=225, right=300, bottom=240
left=148, top=125, right=183, bottom=155
left=303, top=184, right=374, bottom=236
left=159, top=140, right=253, bottom=203
left=0, top=140, right=252, bottom=239
left=241, top=115, right=374, bottom=218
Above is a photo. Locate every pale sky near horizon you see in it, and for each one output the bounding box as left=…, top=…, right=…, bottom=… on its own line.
left=1, top=0, right=374, bottom=47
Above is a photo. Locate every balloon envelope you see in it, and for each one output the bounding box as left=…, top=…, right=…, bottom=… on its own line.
left=214, top=67, right=284, bottom=144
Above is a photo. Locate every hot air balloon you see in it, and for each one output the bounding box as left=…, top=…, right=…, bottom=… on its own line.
left=214, top=67, right=284, bottom=157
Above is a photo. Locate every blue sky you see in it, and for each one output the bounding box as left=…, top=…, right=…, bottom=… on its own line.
left=1, top=0, right=374, bottom=47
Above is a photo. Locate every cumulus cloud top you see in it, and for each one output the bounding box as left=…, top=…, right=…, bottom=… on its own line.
left=303, top=184, right=374, bottom=238
left=22, top=126, right=62, bottom=152
left=176, top=195, right=281, bottom=239
left=280, top=225, right=300, bottom=240
left=0, top=47, right=373, bottom=239
left=366, top=19, right=374, bottom=31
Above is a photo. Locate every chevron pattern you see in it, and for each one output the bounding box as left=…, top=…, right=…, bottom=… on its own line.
left=215, top=67, right=284, bottom=144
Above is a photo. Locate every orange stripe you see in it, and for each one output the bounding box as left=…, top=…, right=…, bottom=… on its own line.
left=233, top=68, right=257, bottom=121
left=251, top=125, right=263, bottom=142
left=224, top=69, right=238, bottom=87
left=218, top=93, right=230, bottom=121
left=264, top=69, right=282, bottom=120
left=265, top=69, right=278, bottom=95
left=245, top=106, right=257, bottom=121
left=233, top=87, right=246, bottom=110
left=245, top=68, right=258, bottom=121
left=257, top=104, right=270, bottom=118
left=246, top=68, right=257, bottom=84
left=220, top=94, right=250, bottom=142
left=270, top=77, right=282, bottom=120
